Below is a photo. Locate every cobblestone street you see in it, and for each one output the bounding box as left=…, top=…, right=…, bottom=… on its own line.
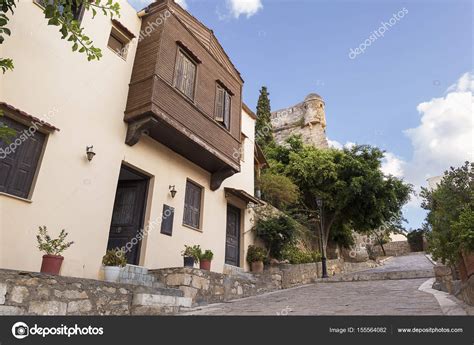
left=184, top=254, right=453, bottom=316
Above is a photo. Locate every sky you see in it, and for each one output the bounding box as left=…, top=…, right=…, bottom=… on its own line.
left=129, top=0, right=473, bottom=230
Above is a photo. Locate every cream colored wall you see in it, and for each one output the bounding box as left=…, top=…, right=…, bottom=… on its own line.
left=0, top=1, right=258, bottom=278
left=0, top=0, right=142, bottom=278
left=223, top=108, right=258, bottom=272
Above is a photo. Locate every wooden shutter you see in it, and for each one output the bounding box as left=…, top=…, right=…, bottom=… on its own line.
left=215, top=85, right=225, bottom=122
left=183, top=58, right=196, bottom=99
left=223, top=91, right=231, bottom=129
left=0, top=116, right=45, bottom=199
left=183, top=181, right=202, bottom=229
left=174, top=51, right=185, bottom=91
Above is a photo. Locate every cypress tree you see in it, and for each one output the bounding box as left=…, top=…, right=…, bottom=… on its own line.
left=255, top=86, right=274, bottom=148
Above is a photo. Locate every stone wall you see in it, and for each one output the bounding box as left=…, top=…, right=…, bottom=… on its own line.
left=271, top=93, right=328, bottom=148
left=433, top=264, right=473, bottom=306
left=152, top=260, right=379, bottom=306
left=370, top=241, right=411, bottom=257
left=0, top=269, right=187, bottom=315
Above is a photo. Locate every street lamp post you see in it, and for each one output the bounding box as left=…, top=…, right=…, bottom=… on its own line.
left=316, top=197, right=329, bottom=278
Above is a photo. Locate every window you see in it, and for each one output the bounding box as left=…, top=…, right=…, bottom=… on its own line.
left=34, top=0, right=84, bottom=22
left=215, top=84, right=231, bottom=129
left=0, top=116, right=46, bottom=199
left=183, top=180, right=203, bottom=229
left=108, top=27, right=130, bottom=59
left=174, top=50, right=197, bottom=100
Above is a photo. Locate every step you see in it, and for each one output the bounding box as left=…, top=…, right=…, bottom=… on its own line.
left=118, top=264, right=156, bottom=287
left=324, top=269, right=435, bottom=282
left=132, top=293, right=192, bottom=308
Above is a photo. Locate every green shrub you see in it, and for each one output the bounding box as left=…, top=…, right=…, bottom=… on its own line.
left=254, top=215, right=296, bottom=259
left=182, top=245, right=201, bottom=263
left=36, top=226, right=74, bottom=256
left=102, top=249, right=127, bottom=267
left=281, top=245, right=321, bottom=264
left=200, top=249, right=214, bottom=261
left=258, top=172, right=299, bottom=209
left=246, top=245, right=266, bottom=263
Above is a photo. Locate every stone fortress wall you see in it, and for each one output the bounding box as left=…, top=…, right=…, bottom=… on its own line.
left=271, top=93, right=328, bottom=149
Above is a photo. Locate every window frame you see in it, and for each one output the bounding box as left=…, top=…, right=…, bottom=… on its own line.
left=0, top=115, right=49, bottom=201
left=182, top=179, right=204, bottom=230
left=107, top=26, right=131, bottom=60
left=173, top=48, right=198, bottom=101
left=214, top=82, right=232, bottom=130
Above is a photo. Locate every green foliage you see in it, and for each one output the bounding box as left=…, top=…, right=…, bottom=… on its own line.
left=258, top=172, right=299, bottom=210
left=255, top=86, right=274, bottom=149
left=199, top=249, right=214, bottom=261
left=267, top=136, right=413, bottom=255
left=407, top=228, right=426, bottom=252
left=422, top=162, right=474, bottom=265
left=330, top=222, right=355, bottom=249
left=1, top=0, right=121, bottom=74
left=36, top=226, right=74, bottom=256
left=246, top=245, right=266, bottom=263
left=281, top=245, right=321, bottom=264
left=102, top=248, right=127, bottom=267
left=0, top=112, right=16, bottom=142
left=181, top=245, right=201, bottom=263
left=254, top=214, right=297, bottom=259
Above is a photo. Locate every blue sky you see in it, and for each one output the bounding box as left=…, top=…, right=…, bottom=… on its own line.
left=129, top=0, right=473, bottom=230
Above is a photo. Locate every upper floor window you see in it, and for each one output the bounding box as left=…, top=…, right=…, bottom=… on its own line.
left=34, top=0, right=84, bottom=22
left=215, top=84, right=231, bottom=129
left=0, top=116, right=46, bottom=199
left=174, top=49, right=197, bottom=100
left=183, top=180, right=203, bottom=230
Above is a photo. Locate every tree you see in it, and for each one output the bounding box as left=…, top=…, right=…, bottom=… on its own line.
left=257, top=172, right=299, bottom=210
left=421, top=162, right=474, bottom=265
left=1, top=0, right=120, bottom=73
left=255, top=86, right=274, bottom=149
left=267, top=136, right=413, bottom=262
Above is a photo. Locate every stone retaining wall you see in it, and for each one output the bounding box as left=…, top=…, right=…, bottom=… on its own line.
left=371, top=241, right=411, bottom=257
left=433, top=264, right=473, bottom=306
left=0, top=269, right=184, bottom=315
left=152, top=260, right=379, bottom=306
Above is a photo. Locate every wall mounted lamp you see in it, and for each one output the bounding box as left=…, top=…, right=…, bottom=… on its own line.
left=169, top=185, right=177, bottom=198
left=86, top=146, right=96, bottom=162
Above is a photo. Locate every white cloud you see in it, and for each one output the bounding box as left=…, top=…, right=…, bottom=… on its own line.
left=224, top=0, right=263, bottom=19
left=404, top=72, right=474, bottom=187
left=328, top=139, right=356, bottom=150
left=381, top=152, right=405, bottom=178
left=175, top=0, right=188, bottom=9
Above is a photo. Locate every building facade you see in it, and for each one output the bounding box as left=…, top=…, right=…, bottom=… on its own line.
left=0, top=0, right=262, bottom=279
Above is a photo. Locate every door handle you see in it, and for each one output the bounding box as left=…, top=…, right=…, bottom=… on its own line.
left=116, top=227, right=123, bottom=234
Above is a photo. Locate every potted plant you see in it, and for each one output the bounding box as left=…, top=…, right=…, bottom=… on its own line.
left=199, top=249, right=214, bottom=271
left=36, top=226, right=74, bottom=275
left=102, top=248, right=127, bottom=282
left=182, top=245, right=201, bottom=268
left=246, top=245, right=266, bottom=273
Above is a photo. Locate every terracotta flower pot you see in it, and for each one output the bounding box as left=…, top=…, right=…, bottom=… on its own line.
left=200, top=260, right=212, bottom=271
left=251, top=261, right=264, bottom=273
left=40, top=255, right=64, bottom=275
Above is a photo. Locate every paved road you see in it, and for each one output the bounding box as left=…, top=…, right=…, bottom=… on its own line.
left=185, top=253, right=447, bottom=316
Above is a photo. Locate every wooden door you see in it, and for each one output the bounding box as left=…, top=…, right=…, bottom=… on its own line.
left=107, top=180, right=147, bottom=265
left=225, top=205, right=241, bottom=266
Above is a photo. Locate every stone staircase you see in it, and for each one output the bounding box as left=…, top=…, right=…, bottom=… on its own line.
left=119, top=264, right=164, bottom=288
left=118, top=265, right=192, bottom=314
